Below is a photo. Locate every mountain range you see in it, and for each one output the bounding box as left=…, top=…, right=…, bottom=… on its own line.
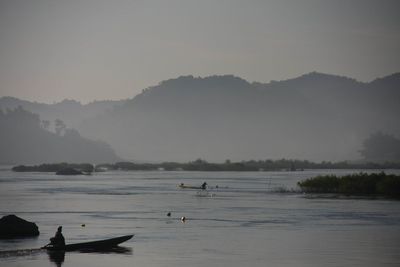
left=0, top=97, right=125, bottom=131
left=0, top=107, right=120, bottom=164
left=1, top=71, right=399, bottom=163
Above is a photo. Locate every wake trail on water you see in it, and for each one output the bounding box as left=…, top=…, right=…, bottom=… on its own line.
left=0, top=248, right=43, bottom=258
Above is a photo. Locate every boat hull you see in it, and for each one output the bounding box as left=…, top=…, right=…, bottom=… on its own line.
left=178, top=185, right=202, bottom=189
left=44, top=235, right=133, bottom=251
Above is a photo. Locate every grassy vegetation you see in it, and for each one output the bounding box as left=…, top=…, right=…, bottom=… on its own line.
left=298, top=172, right=400, bottom=198
left=12, top=163, right=94, bottom=173
left=13, top=159, right=400, bottom=173
left=95, top=159, right=400, bottom=172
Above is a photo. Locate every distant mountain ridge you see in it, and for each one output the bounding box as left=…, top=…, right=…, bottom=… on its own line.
left=0, top=107, right=121, bottom=164
left=2, top=72, right=399, bottom=162
left=0, top=97, right=126, bottom=130
left=78, top=72, right=400, bottom=162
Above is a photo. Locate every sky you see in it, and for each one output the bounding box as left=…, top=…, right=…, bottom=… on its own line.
left=0, top=0, right=399, bottom=103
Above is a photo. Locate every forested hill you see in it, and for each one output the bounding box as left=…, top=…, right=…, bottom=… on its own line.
left=0, top=107, right=121, bottom=164
left=79, top=72, right=400, bottom=162
left=0, top=97, right=125, bottom=130
left=2, top=72, right=399, bottom=163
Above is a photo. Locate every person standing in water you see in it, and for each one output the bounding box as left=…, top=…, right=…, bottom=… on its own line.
left=50, top=226, right=65, bottom=248
left=201, top=182, right=207, bottom=190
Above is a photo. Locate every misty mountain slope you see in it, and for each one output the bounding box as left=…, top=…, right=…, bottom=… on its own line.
left=0, top=107, right=121, bottom=164
left=366, top=73, right=400, bottom=111
left=0, top=97, right=126, bottom=130
left=256, top=72, right=365, bottom=116
left=257, top=72, right=400, bottom=133
left=77, top=72, right=400, bottom=162
left=359, top=73, right=400, bottom=135
left=3, top=72, right=398, bottom=162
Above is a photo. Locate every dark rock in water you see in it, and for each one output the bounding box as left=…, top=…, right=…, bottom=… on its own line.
left=0, top=215, right=40, bottom=238
left=56, top=168, right=83, bottom=175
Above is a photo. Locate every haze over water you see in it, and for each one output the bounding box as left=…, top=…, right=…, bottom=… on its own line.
left=1, top=169, right=399, bottom=267
left=1, top=1, right=400, bottom=266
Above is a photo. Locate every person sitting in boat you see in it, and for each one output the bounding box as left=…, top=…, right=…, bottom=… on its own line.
left=50, top=226, right=65, bottom=248
left=201, top=182, right=207, bottom=190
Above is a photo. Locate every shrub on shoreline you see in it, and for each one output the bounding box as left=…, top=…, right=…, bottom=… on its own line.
left=12, top=159, right=400, bottom=173
left=298, top=172, right=400, bottom=198
left=12, top=163, right=94, bottom=173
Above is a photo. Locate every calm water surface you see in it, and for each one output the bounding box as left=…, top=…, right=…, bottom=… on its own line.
left=0, top=169, right=399, bottom=267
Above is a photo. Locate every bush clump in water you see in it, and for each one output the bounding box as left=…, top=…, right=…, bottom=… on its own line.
left=298, top=172, right=400, bottom=198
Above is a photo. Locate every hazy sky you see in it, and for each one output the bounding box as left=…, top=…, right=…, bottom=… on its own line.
left=0, top=0, right=399, bottom=103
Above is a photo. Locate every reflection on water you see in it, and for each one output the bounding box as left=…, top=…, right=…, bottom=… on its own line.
left=47, top=251, right=64, bottom=267
left=78, top=246, right=132, bottom=254
left=0, top=248, right=42, bottom=258
left=47, top=246, right=132, bottom=267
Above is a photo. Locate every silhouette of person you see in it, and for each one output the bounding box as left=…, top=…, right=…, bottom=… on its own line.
left=50, top=226, right=65, bottom=248
left=201, top=182, right=207, bottom=190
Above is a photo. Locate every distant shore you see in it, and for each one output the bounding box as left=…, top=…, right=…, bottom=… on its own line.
left=11, top=159, right=400, bottom=173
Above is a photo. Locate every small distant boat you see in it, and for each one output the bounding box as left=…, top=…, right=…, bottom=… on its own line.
left=178, top=182, right=207, bottom=190
left=43, top=235, right=133, bottom=251
left=178, top=184, right=202, bottom=189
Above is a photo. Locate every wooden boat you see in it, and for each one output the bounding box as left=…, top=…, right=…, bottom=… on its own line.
left=43, top=235, right=133, bottom=251
left=178, top=183, right=207, bottom=190
left=178, top=184, right=202, bottom=189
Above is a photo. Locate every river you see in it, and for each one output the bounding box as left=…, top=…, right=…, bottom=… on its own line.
left=0, top=169, right=399, bottom=267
